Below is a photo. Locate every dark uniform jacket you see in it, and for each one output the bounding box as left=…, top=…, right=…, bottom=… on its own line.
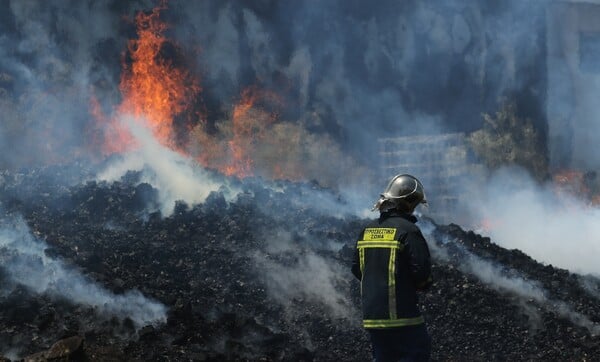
left=352, top=211, right=432, bottom=329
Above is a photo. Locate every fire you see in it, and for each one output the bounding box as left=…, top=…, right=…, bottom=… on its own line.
left=553, top=170, right=587, bottom=194
left=118, top=1, right=200, bottom=149
left=223, top=87, right=273, bottom=177
left=552, top=169, right=590, bottom=202
left=92, top=1, right=200, bottom=155
left=89, top=95, right=134, bottom=155
left=190, top=86, right=290, bottom=179
left=189, top=98, right=280, bottom=179
left=90, top=1, right=336, bottom=183
left=477, top=217, right=502, bottom=233
left=90, top=1, right=295, bottom=180
left=552, top=169, right=600, bottom=207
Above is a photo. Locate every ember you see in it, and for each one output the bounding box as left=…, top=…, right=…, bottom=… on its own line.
left=552, top=169, right=600, bottom=206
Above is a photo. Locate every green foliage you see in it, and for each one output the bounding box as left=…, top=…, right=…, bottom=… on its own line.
left=468, top=101, right=548, bottom=181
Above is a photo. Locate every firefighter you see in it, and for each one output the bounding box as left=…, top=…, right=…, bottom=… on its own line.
left=352, top=174, right=432, bottom=361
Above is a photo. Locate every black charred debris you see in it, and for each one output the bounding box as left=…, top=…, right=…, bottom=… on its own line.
left=0, top=165, right=599, bottom=361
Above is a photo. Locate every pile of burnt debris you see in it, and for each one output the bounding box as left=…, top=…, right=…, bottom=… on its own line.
left=1, top=165, right=600, bottom=361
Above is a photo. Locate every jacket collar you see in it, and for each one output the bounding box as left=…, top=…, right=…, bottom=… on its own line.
left=380, top=210, right=417, bottom=223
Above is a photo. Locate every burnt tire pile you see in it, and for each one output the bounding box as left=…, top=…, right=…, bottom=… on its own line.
left=1, top=166, right=599, bottom=361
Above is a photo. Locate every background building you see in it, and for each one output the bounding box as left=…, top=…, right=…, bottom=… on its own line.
left=379, top=133, right=485, bottom=224
left=547, top=1, right=600, bottom=171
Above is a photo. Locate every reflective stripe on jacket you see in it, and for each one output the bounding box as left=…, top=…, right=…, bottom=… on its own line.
left=352, top=211, right=432, bottom=329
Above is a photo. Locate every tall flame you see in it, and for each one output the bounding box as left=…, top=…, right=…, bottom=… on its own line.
left=118, top=1, right=200, bottom=148
left=90, top=1, right=342, bottom=183
left=91, top=1, right=201, bottom=155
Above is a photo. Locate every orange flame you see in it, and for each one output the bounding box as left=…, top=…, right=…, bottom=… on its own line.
left=92, top=1, right=201, bottom=155
left=224, top=88, right=259, bottom=177
left=551, top=169, right=600, bottom=208
left=227, top=87, right=283, bottom=177
left=89, top=95, right=134, bottom=154
left=118, top=1, right=200, bottom=149
left=552, top=169, right=589, bottom=198
left=90, top=2, right=331, bottom=182
left=477, top=217, right=503, bottom=233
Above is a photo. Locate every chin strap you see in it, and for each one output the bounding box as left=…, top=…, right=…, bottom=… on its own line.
left=372, top=197, right=397, bottom=212
left=371, top=196, right=385, bottom=211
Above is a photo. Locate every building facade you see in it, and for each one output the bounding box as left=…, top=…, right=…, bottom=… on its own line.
left=379, top=133, right=484, bottom=224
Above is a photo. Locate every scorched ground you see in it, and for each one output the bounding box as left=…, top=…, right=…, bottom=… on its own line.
left=0, top=165, right=600, bottom=361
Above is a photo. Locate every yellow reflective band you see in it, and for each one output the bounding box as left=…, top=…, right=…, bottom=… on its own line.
left=359, top=248, right=365, bottom=275
left=363, top=228, right=397, bottom=241
left=359, top=248, right=365, bottom=296
left=388, top=248, right=397, bottom=319
left=363, top=316, right=425, bottom=328
left=357, top=240, right=404, bottom=250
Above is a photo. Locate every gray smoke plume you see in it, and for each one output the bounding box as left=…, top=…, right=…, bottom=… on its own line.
left=252, top=228, right=354, bottom=320
left=421, top=219, right=600, bottom=335
left=0, top=0, right=129, bottom=168
left=96, top=117, right=240, bottom=215
left=578, top=274, right=600, bottom=302
left=0, top=0, right=552, bottom=178
left=0, top=215, right=167, bottom=327
left=461, top=167, right=600, bottom=276
left=3, top=0, right=600, bottom=335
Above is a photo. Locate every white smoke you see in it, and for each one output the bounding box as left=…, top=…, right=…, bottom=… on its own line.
left=252, top=229, right=354, bottom=319
left=422, top=219, right=600, bottom=335
left=0, top=215, right=166, bottom=327
left=462, top=167, right=600, bottom=276
left=285, top=184, right=372, bottom=220
left=96, top=116, right=239, bottom=215
left=578, top=275, right=600, bottom=301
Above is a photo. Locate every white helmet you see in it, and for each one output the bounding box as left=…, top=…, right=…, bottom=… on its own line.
left=372, top=174, right=427, bottom=213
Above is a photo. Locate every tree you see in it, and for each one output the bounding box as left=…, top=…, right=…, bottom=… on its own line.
left=468, top=101, right=548, bottom=181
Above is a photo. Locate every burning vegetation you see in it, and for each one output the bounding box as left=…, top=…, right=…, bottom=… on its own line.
left=117, top=1, right=200, bottom=151
left=90, top=2, right=360, bottom=187
left=94, top=1, right=200, bottom=154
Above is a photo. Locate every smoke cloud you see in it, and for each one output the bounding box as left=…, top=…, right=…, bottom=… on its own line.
left=0, top=0, right=131, bottom=168
left=252, top=228, right=354, bottom=319
left=96, top=117, right=239, bottom=215
left=0, top=0, right=552, bottom=182
left=462, top=167, right=600, bottom=276
left=3, top=0, right=600, bottom=334
left=421, top=219, right=600, bottom=335
left=0, top=215, right=167, bottom=327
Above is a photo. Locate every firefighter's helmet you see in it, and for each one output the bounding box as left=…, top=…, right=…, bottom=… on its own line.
left=372, top=174, right=427, bottom=213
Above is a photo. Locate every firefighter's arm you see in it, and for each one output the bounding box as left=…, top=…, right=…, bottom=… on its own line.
left=405, top=230, right=432, bottom=290
left=351, top=242, right=362, bottom=280
left=351, top=230, right=363, bottom=280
